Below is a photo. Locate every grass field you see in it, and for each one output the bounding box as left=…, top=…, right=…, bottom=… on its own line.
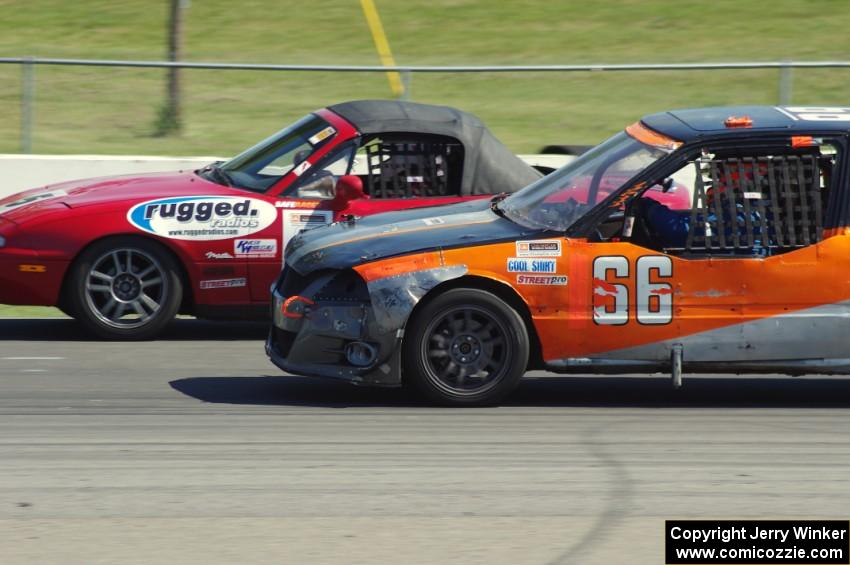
left=1, top=0, right=850, bottom=156
left=0, top=305, right=64, bottom=318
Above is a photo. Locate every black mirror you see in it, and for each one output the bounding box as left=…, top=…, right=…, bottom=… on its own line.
left=658, top=177, right=674, bottom=193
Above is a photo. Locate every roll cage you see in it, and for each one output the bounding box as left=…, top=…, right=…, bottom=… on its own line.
left=568, top=132, right=850, bottom=250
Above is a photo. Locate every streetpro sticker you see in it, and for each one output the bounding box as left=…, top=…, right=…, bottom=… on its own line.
left=507, top=258, right=557, bottom=273
left=516, top=239, right=561, bottom=257
left=200, top=277, right=247, bottom=290
left=234, top=238, right=277, bottom=258
left=517, top=274, right=568, bottom=285
left=127, top=196, right=276, bottom=241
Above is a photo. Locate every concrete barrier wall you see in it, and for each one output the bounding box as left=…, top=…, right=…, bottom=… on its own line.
left=0, top=155, right=224, bottom=199
left=0, top=153, right=573, bottom=200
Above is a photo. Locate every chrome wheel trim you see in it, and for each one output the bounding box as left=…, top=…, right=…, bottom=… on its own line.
left=84, top=247, right=167, bottom=330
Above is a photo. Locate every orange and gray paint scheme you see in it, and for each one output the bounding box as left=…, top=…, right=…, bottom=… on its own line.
left=267, top=105, right=850, bottom=385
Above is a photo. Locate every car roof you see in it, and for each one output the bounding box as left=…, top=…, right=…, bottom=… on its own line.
left=326, top=100, right=542, bottom=196
left=641, top=106, right=850, bottom=142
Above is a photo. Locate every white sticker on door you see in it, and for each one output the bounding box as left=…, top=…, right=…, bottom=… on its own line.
left=282, top=209, right=333, bottom=259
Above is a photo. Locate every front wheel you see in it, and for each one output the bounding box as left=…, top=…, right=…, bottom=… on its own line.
left=66, top=237, right=183, bottom=340
left=402, top=288, right=529, bottom=406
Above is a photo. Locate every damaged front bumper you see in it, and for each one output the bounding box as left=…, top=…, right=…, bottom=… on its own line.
left=265, top=264, right=467, bottom=387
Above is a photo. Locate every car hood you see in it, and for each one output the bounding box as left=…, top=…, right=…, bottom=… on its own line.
left=0, top=170, right=233, bottom=222
left=286, top=198, right=549, bottom=275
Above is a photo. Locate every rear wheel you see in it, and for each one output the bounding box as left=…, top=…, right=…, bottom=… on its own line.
left=66, top=237, right=183, bottom=340
left=403, top=288, right=529, bottom=406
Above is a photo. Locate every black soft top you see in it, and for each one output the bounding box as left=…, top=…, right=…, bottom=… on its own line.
left=328, top=100, right=542, bottom=196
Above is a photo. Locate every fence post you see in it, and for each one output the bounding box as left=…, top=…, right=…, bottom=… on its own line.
left=400, top=69, right=412, bottom=101
left=778, top=62, right=792, bottom=105
left=20, top=57, right=35, bottom=153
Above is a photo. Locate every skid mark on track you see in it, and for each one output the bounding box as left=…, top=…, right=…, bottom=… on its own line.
left=546, top=420, right=635, bottom=565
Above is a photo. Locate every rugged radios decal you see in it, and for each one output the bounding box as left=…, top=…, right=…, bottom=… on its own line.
left=127, top=196, right=276, bottom=241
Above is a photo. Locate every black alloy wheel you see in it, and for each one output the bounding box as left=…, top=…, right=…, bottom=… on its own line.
left=403, top=288, right=529, bottom=406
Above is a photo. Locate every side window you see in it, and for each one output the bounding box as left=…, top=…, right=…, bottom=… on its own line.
left=352, top=134, right=464, bottom=198
left=625, top=141, right=838, bottom=258
left=292, top=145, right=356, bottom=199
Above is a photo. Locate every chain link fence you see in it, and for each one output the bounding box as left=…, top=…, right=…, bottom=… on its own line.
left=2, top=57, right=849, bottom=155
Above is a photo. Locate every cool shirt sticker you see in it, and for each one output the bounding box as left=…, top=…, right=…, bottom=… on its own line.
left=234, top=239, right=277, bottom=258
left=517, top=275, right=568, bottom=285
left=0, top=189, right=68, bottom=215
left=199, top=277, right=247, bottom=290
left=507, top=258, right=557, bottom=273
left=308, top=126, right=336, bottom=146
left=127, top=196, right=276, bottom=241
left=515, top=239, right=562, bottom=257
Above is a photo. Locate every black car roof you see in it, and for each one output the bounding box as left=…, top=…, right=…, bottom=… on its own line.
left=327, top=100, right=541, bottom=196
left=641, top=106, right=850, bottom=142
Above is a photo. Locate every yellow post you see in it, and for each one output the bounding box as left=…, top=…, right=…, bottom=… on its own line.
left=360, top=0, right=405, bottom=98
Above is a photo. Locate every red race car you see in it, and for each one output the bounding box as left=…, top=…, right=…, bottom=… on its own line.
left=0, top=100, right=546, bottom=339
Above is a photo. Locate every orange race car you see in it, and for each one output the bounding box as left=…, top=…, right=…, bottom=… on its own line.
left=267, top=105, right=850, bottom=405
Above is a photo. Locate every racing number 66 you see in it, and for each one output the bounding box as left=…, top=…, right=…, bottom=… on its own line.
left=592, top=255, right=673, bottom=325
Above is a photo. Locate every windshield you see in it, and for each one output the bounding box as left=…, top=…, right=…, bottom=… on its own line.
left=498, top=129, right=675, bottom=231
left=213, top=114, right=336, bottom=192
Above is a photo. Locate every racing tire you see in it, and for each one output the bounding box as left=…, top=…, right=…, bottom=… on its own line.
left=402, top=288, right=529, bottom=406
left=66, top=237, right=183, bottom=340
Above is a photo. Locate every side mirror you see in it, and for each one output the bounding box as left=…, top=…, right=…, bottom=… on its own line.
left=658, top=177, right=674, bottom=193
left=333, top=175, right=367, bottom=204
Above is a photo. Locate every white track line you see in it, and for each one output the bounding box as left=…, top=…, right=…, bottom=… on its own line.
left=3, top=356, right=64, bottom=360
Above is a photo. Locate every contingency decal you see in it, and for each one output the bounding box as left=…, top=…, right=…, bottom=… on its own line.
left=308, top=126, right=336, bottom=146
left=517, top=275, right=567, bottom=285
left=506, top=258, right=557, bottom=273
left=282, top=210, right=334, bottom=255
left=199, top=277, right=247, bottom=290
left=292, top=161, right=311, bottom=177
left=205, top=251, right=234, bottom=260
left=127, top=196, right=276, bottom=241
left=234, top=239, right=277, bottom=258
left=0, top=189, right=68, bottom=215
left=515, top=239, right=561, bottom=257
left=275, top=200, right=320, bottom=209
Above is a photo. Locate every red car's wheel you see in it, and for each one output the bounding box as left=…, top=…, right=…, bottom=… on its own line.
left=66, top=237, right=183, bottom=340
left=402, top=288, right=529, bottom=406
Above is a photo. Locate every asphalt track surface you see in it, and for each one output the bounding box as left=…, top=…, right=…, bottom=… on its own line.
left=1, top=318, right=849, bottom=565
